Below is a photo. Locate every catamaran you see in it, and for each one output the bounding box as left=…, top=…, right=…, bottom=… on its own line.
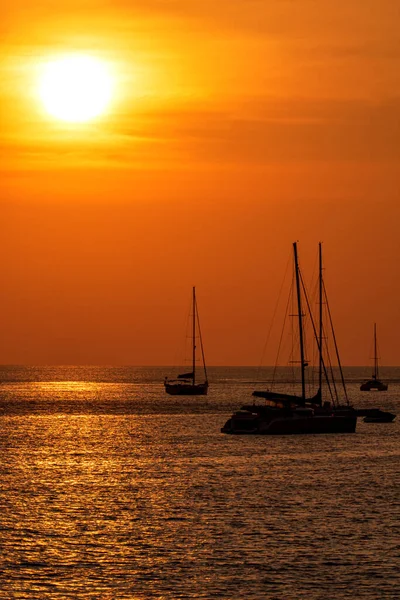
left=221, top=242, right=357, bottom=435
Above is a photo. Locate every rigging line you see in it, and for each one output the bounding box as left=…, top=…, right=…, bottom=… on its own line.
left=256, top=250, right=292, bottom=382
left=374, top=323, right=378, bottom=379
left=368, top=335, right=374, bottom=362
left=271, top=279, right=293, bottom=389
left=309, top=246, right=319, bottom=305
left=375, top=333, right=383, bottom=379
left=324, top=336, right=339, bottom=405
left=195, top=294, right=208, bottom=383
left=310, top=335, right=319, bottom=390
left=318, top=243, right=323, bottom=401
left=323, top=280, right=349, bottom=405
left=307, top=261, right=321, bottom=393
left=299, top=269, right=335, bottom=404
left=289, top=264, right=295, bottom=389
left=293, top=242, right=306, bottom=401
left=287, top=273, right=306, bottom=392
left=174, top=290, right=193, bottom=369
left=192, top=287, right=196, bottom=385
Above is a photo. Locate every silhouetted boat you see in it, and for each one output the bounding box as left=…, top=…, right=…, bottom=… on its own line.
left=363, top=411, right=395, bottom=423
left=222, top=404, right=357, bottom=435
left=360, top=324, right=388, bottom=391
left=164, top=287, right=208, bottom=396
left=222, top=243, right=357, bottom=435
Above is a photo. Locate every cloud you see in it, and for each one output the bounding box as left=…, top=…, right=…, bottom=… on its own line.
left=110, top=95, right=400, bottom=164
left=3, top=95, right=399, bottom=171
left=4, top=1, right=400, bottom=42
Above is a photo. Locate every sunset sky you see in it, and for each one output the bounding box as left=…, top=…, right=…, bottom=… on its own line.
left=1, top=0, right=399, bottom=366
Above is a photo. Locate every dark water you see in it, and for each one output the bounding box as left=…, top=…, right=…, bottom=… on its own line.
left=1, top=366, right=399, bottom=599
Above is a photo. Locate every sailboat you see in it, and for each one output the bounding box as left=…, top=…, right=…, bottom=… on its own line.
left=164, top=287, right=209, bottom=396
left=360, top=324, right=388, bottom=391
left=221, top=242, right=357, bottom=435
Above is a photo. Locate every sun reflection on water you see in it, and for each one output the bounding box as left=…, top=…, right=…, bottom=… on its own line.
left=33, top=381, right=103, bottom=393
left=0, top=370, right=399, bottom=599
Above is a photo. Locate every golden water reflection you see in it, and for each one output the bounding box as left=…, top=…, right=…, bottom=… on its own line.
left=1, top=403, right=399, bottom=599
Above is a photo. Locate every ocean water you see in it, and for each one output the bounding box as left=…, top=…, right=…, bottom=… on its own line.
left=0, top=366, right=399, bottom=599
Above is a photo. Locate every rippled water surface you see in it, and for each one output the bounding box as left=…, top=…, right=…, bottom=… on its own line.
left=1, top=366, right=399, bottom=599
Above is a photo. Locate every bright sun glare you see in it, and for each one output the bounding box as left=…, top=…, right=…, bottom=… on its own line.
left=39, top=55, right=114, bottom=123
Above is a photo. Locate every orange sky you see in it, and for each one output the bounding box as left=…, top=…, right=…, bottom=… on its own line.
left=1, top=1, right=399, bottom=365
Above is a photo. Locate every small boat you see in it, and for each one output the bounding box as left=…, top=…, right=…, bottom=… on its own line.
left=222, top=243, right=357, bottom=435
left=362, top=409, right=395, bottom=423
left=164, top=287, right=209, bottom=396
left=364, top=414, right=395, bottom=423
left=360, top=323, right=388, bottom=391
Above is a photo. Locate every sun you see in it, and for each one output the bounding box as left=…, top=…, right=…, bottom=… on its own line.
left=38, top=54, right=114, bottom=123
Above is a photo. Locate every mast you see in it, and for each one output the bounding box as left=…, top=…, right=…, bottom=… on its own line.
left=373, top=322, right=378, bottom=379
left=293, top=242, right=306, bottom=401
left=192, top=286, right=196, bottom=386
left=319, top=243, right=323, bottom=397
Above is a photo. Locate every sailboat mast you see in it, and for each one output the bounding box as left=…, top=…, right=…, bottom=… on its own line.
left=319, top=243, right=323, bottom=397
left=374, top=322, right=378, bottom=379
left=293, top=242, right=306, bottom=401
left=192, top=286, right=196, bottom=385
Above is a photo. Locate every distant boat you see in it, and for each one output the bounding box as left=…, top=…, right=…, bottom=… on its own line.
left=222, top=243, right=357, bottom=435
left=363, top=410, right=395, bottom=423
left=360, top=323, right=388, bottom=391
left=164, top=287, right=208, bottom=396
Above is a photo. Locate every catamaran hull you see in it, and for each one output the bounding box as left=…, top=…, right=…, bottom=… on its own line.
left=221, top=412, right=357, bottom=435
left=360, top=380, right=388, bottom=391
left=164, top=383, right=208, bottom=396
